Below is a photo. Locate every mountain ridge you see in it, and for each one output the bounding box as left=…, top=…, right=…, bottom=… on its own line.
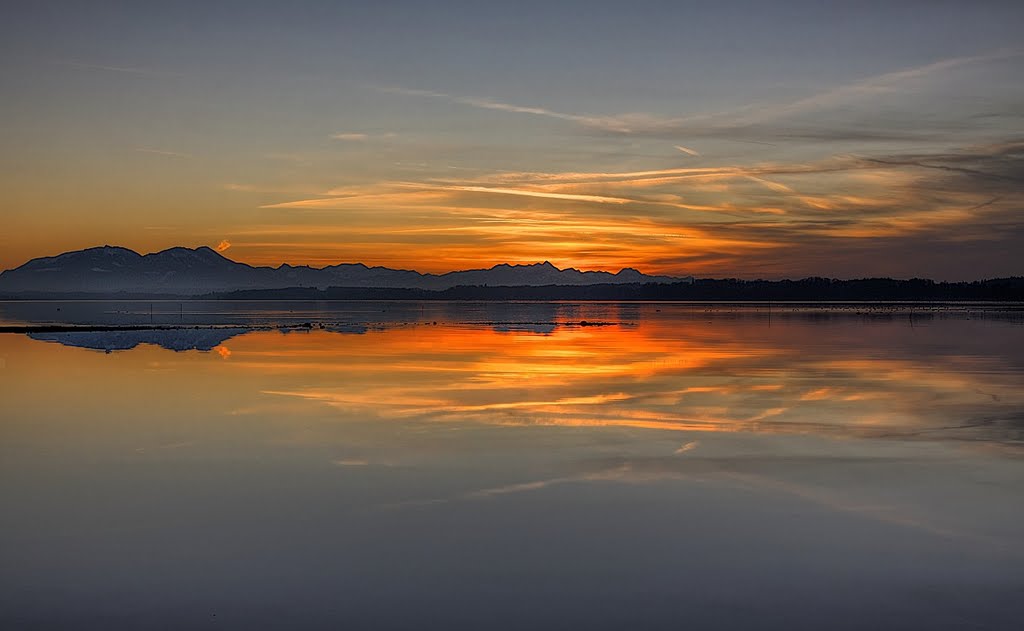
left=0, top=245, right=690, bottom=295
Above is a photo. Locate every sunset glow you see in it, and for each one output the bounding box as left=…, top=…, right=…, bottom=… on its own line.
left=1, top=3, right=1021, bottom=278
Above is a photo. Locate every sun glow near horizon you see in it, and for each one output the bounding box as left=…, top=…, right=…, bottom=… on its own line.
left=1, top=3, right=1021, bottom=280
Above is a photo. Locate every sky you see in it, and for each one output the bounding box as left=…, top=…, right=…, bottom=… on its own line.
left=1, top=0, right=1022, bottom=279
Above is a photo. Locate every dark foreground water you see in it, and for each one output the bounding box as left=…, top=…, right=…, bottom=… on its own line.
left=1, top=301, right=1023, bottom=629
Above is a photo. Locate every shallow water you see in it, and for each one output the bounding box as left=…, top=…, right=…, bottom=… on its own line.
left=1, top=302, right=1023, bottom=629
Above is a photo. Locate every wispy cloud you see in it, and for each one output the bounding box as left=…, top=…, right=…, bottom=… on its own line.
left=54, top=60, right=177, bottom=76
left=373, top=85, right=596, bottom=124
left=330, top=133, right=370, bottom=141
left=330, top=131, right=398, bottom=142
left=424, top=185, right=634, bottom=204
left=250, top=129, right=1022, bottom=278
left=136, top=148, right=192, bottom=159
left=737, top=49, right=1023, bottom=127
left=375, top=49, right=1020, bottom=145
left=675, top=441, right=700, bottom=454
left=582, top=49, right=1024, bottom=140
left=373, top=84, right=666, bottom=133
left=375, top=465, right=636, bottom=510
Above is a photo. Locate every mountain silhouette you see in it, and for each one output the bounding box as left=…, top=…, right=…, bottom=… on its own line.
left=0, top=246, right=688, bottom=295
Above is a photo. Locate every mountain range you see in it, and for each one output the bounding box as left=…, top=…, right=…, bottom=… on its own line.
left=0, top=246, right=689, bottom=295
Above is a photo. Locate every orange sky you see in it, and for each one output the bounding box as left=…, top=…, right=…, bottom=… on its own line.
left=2, top=4, right=1022, bottom=279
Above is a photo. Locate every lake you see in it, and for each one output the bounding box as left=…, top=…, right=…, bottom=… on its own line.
left=1, top=301, right=1022, bottom=629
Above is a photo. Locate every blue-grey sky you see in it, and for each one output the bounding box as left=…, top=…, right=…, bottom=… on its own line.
left=2, top=1, right=1022, bottom=278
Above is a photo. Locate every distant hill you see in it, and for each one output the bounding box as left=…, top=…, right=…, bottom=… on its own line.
left=0, top=246, right=688, bottom=295
left=2, top=246, right=1020, bottom=301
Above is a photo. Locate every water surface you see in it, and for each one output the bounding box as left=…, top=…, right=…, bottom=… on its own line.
left=1, top=302, right=1022, bottom=629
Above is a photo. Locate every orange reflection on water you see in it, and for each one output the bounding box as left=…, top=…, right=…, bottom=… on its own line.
left=204, top=319, right=1022, bottom=443
left=3, top=315, right=1021, bottom=448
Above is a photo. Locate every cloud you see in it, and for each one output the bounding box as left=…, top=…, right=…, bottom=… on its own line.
left=136, top=148, right=192, bottom=159
left=330, top=131, right=399, bottom=142
left=735, top=49, right=1023, bottom=127
left=377, top=50, right=1018, bottom=145
left=373, top=84, right=674, bottom=134
left=250, top=131, right=1023, bottom=279
left=675, top=441, right=700, bottom=454
left=464, top=479, right=567, bottom=498
left=856, top=139, right=1024, bottom=190
left=477, top=161, right=863, bottom=185
left=370, top=50, right=1021, bottom=154
left=54, top=60, right=178, bottom=76
left=396, top=51, right=1003, bottom=135
left=376, top=465, right=637, bottom=510
left=215, top=240, right=232, bottom=252
left=373, top=85, right=594, bottom=124
left=333, top=458, right=370, bottom=466
left=428, top=185, right=634, bottom=204
left=330, top=133, right=370, bottom=141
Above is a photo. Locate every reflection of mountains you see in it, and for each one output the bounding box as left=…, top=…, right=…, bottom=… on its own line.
left=22, top=319, right=599, bottom=351
left=29, top=328, right=250, bottom=352
left=27, top=325, right=375, bottom=352
left=489, top=322, right=558, bottom=334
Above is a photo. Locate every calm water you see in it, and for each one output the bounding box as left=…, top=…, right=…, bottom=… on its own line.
left=1, top=302, right=1023, bottom=629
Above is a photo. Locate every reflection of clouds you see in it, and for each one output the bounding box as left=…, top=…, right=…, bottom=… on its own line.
left=533, top=453, right=1023, bottom=555
left=373, top=464, right=636, bottom=511
left=223, top=320, right=1024, bottom=446
left=134, top=441, right=195, bottom=454
left=466, top=479, right=572, bottom=498
left=675, top=441, right=699, bottom=454
left=718, top=470, right=968, bottom=541
left=371, top=448, right=1022, bottom=555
